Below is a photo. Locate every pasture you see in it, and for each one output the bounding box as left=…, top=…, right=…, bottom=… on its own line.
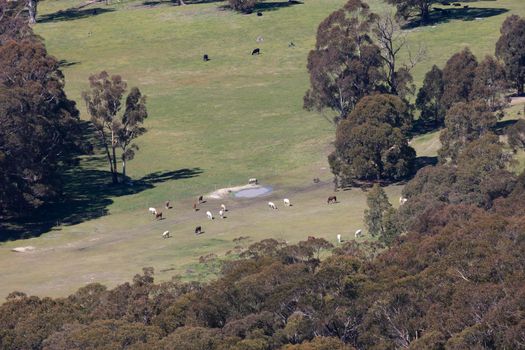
left=0, top=0, right=524, bottom=299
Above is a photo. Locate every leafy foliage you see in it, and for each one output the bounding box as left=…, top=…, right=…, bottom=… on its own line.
left=386, top=0, right=439, bottom=23
left=82, top=72, right=148, bottom=184
left=496, top=15, right=525, bottom=95
left=364, top=184, right=400, bottom=246
left=228, top=0, right=260, bottom=13
left=0, top=12, right=83, bottom=218
left=400, top=135, right=515, bottom=232
left=507, top=119, right=525, bottom=152
left=416, top=65, right=445, bottom=127
left=441, top=48, right=479, bottom=110
left=1, top=176, right=523, bottom=349
left=304, top=0, right=384, bottom=123
left=439, top=100, right=498, bottom=162
left=329, top=94, right=415, bottom=184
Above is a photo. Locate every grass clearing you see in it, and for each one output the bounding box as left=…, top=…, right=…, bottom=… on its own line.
left=1, top=0, right=524, bottom=299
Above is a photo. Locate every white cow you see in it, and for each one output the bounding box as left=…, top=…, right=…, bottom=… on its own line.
left=268, top=201, right=277, bottom=210
left=249, top=178, right=258, bottom=185
left=206, top=211, right=214, bottom=220
left=283, top=198, right=291, bottom=207
left=220, top=204, right=227, bottom=212
left=399, top=197, right=408, bottom=205
left=337, top=234, right=342, bottom=243
left=162, top=231, right=170, bottom=239
left=219, top=209, right=224, bottom=219
left=149, top=207, right=157, bottom=215
left=355, top=229, right=362, bottom=238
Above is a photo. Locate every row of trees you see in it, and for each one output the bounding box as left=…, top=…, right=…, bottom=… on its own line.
left=416, top=50, right=508, bottom=128
left=308, top=0, right=525, bottom=186
left=82, top=72, right=148, bottom=184
left=0, top=0, right=83, bottom=217
left=17, top=0, right=263, bottom=24
left=1, top=164, right=523, bottom=348
left=305, top=0, right=420, bottom=185
left=360, top=15, right=525, bottom=245
left=304, top=0, right=418, bottom=124
left=0, top=0, right=149, bottom=220
left=416, top=14, right=525, bottom=128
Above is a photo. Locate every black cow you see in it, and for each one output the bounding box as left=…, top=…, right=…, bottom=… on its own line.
left=203, top=54, right=210, bottom=62
left=252, top=48, right=260, bottom=55
left=257, top=12, right=263, bottom=16
left=195, top=226, right=202, bottom=235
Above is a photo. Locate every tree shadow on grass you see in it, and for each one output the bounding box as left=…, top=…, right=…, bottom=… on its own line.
left=141, top=0, right=223, bottom=7
left=494, top=119, right=518, bottom=135
left=252, top=0, right=302, bottom=13
left=38, top=7, right=115, bottom=23
left=414, top=156, right=438, bottom=172
left=411, top=120, right=443, bottom=136
left=403, top=6, right=508, bottom=29
left=58, top=59, right=81, bottom=68
left=0, top=163, right=203, bottom=241
left=217, top=0, right=302, bottom=14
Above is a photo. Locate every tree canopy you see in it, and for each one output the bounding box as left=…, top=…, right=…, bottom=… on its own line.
left=438, top=100, right=498, bottom=162
left=416, top=65, right=445, bottom=127
left=386, top=0, right=439, bottom=23
left=364, top=184, right=400, bottom=246
left=0, top=13, right=83, bottom=218
left=329, top=94, right=415, bottom=185
left=1, top=166, right=523, bottom=349
left=82, top=72, right=148, bottom=184
left=228, top=0, right=260, bottom=13
left=496, top=15, right=525, bottom=95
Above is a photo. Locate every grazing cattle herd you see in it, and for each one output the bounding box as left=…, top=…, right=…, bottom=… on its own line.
left=151, top=179, right=374, bottom=243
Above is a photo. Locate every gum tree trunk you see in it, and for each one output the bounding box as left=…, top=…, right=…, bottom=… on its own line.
left=28, top=0, right=37, bottom=24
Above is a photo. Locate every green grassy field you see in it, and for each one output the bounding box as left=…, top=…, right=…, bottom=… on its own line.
left=0, top=0, right=524, bottom=299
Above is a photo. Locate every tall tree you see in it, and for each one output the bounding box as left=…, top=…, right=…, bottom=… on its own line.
left=0, top=38, right=82, bottom=217
left=506, top=119, right=525, bottom=152
left=496, top=15, right=525, bottom=95
left=441, top=48, right=478, bottom=109
left=380, top=207, right=402, bottom=246
left=372, top=13, right=422, bottom=98
left=346, top=93, right=413, bottom=134
left=83, top=72, right=127, bottom=184
left=82, top=72, right=147, bottom=184
left=304, top=0, right=384, bottom=123
left=438, top=100, right=497, bottom=163
left=416, top=65, right=445, bottom=127
left=117, top=87, right=148, bottom=178
left=329, top=94, right=415, bottom=184
left=471, top=55, right=509, bottom=114
left=0, top=0, right=35, bottom=43
left=364, top=184, right=393, bottom=238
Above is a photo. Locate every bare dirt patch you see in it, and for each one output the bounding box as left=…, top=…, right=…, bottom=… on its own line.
left=207, top=184, right=265, bottom=199
left=511, top=96, right=525, bottom=106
